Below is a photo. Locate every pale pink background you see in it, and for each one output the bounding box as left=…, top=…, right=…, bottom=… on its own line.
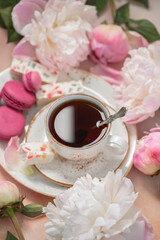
left=0, top=0, right=160, bottom=239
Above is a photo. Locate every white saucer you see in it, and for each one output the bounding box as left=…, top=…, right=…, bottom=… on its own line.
left=0, top=68, right=137, bottom=197
left=26, top=103, right=130, bottom=187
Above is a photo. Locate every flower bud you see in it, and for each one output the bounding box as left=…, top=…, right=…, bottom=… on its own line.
left=0, top=181, right=20, bottom=208
left=133, top=125, right=160, bottom=175
left=90, top=24, right=129, bottom=64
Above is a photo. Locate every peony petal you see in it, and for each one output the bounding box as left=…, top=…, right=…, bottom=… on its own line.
left=139, top=215, right=154, bottom=240
left=90, top=64, right=123, bottom=85
left=12, top=1, right=44, bottom=34
left=4, top=136, right=20, bottom=169
left=150, top=124, right=160, bottom=133
left=148, top=41, right=160, bottom=66
left=21, top=0, right=46, bottom=9
left=12, top=38, right=37, bottom=61
left=104, top=205, right=141, bottom=237
left=142, top=94, right=160, bottom=112
left=122, top=109, right=154, bottom=124
left=127, top=31, right=148, bottom=50
left=46, top=0, right=87, bottom=9
left=4, top=136, right=35, bottom=175
left=119, top=215, right=154, bottom=240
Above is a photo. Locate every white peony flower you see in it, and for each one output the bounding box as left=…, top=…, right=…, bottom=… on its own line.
left=12, top=0, right=97, bottom=71
left=114, top=41, right=160, bottom=124
left=43, top=170, right=154, bottom=240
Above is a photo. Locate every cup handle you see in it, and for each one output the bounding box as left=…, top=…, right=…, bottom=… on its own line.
left=105, top=134, right=128, bottom=155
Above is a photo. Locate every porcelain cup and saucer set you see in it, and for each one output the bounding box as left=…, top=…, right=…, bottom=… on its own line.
left=40, top=93, right=128, bottom=186
left=0, top=68, right=137, bottom=197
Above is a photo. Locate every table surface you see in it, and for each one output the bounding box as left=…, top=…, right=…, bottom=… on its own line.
left=0, top=1, right=160, bottom=239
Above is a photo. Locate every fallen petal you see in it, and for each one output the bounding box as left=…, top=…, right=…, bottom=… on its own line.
left=127, top=31, right=148, bottom=50
left=4, top=136, right=20, bottom=169
left=4, top=136, right=35, bottom=175
left=90, top=64, right=123, bottom=85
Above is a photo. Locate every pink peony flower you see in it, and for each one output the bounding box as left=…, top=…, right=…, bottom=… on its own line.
left=114, top=41, right=160, bottom=124
left=44, top=170, right=154, bottom=240
left=12, top=0, right=97, bottom=71
left=133, top=125, right=160, bottom=175
left=90, top=24, right=129, bottom=64
left=0, top=181, right=20, bottom=208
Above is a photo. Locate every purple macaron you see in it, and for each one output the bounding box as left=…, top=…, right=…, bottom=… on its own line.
left=1, top=81, right=36, bottom=110
left=23, top=71, right=41, bottom=92
left=0, top=106, right=25, bottom=141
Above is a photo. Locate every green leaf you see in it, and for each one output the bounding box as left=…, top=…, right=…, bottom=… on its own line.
left=86, top=0, right=108, bottom=14
left=7, top=28, right=23, bottom=42
left=6, top=231, right=18, bottom=240
left=132, top=0, right=149, bottom=8
left=126, top=19, right=160, bottom=43
left=114, top=3, right=129, bottom=25
left=0, top=0, right=20, bottom=8
left=21, top=203, right=44, bottom=218
left=0, top=7, right=13, bottom=28
left=0, top=15, right=6, bottom=28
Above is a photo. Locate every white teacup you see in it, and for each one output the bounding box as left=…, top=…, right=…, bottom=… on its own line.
left=45, top=94, right=128, bottom=162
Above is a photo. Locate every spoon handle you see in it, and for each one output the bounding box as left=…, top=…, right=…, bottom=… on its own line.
left=97, top=107, right=127, bottom=127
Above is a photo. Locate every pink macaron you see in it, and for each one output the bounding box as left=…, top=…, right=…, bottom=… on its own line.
left=0, top=106, right=25, bottom=141
left=23, top=71, right=41, bottom=92
left=1, top=81, right=36, bottom=110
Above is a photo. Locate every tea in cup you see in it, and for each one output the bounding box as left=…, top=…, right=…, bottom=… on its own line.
left=45, top=94, right=127, bottom=162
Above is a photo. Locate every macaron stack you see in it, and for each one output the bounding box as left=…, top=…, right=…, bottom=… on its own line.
left=0, top=72, right=41, bottom=141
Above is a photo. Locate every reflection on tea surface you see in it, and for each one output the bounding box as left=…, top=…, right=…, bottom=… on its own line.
left=49, top=99, right=107, bottom=147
